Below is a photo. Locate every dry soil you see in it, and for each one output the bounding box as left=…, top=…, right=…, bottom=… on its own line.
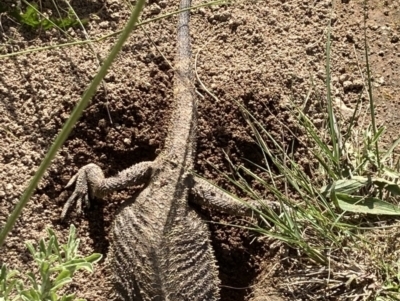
left=1, top=0, right=400, bottom=300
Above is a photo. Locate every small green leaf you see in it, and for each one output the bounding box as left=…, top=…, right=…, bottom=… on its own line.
left=26, top=272, right=38, bottom=290
left=39, top=239, right=47, bottom=257
left=321, top=176, right=369, bottom=196
left=21, top=288, right=41, bottom=300
left=41, top=260, right=50, bottom=273
left=330, top=183, right=340, bottom=209
left=372, top=126, right=386, bottom=144
left=60, top=294, right=78, bottom=301
left=63, top=258, right=86, bottom=266
left=382, top=136, right=400, bottom=162
left=65, top=225, right=79, bottom=260
left=372, top=177, right=400, bottom=196
left=51, top=276, right=72, bottom=292
left=63, top=261, right=93, bottom=273
left=0, top=264, right=6, bottom=280
left=25, top=241, right=36, bottom=257
left=20, top=5, right=41, bottom=28
left=67, top=225, right=76, bottom=246
left=49, top=290, right=58, bottom=301
left=47, top=228, right=56, bottom=238
left=4, top=279, right=18, bottom=298
left=335, top=193, right=400, bottom=215
left=46, top=236, right=55, bottom=258
left=54, top=269, right=71, bottom=283
left=47, top=228, right=61, bottom=261
left=5, top=3, right=82, bottom=31
left=84, top=253, right=102, bottom=264
left=70, top=238, right=80, bottom=259
left=382, top=166, right=400, bottom=179
left=5, top=269, right=18, bottom=280
left=52, top=269, right=72, bottom=291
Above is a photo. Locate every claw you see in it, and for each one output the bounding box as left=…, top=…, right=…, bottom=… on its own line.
left=84, top=193, right=90, bottom=209
left=61, top=191, right=79, bottom=220
left=61, top=162, right=153, bottom=219
left=61, top=165, right=96, bottom=220
left=76, top=196, right=83, bottom=216
left=65, top=173, right=79, bottom=189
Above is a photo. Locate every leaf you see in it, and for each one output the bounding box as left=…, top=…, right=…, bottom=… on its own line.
left=372, top=178, right=400, bottom=196
left=382, top=166, right=400, bottom=179
left=63, top=261, right=93, bottom=273
left=21, top=288, right=41, bottom=300
left=47, top=228, right=61, bottom=260
left=4, top=279, right=18, bottom=298
left=321, top=176, right=369, bottom=196
left=26, top=272, right=38, bottom=290
left=25, top=241, right=36, bottom=257
left=39, top=261, right=50, bottom=280
left=65, top=225, right=78, bottom=260
left=335, top=193, right=400, bottom=215
left=322, top=176, right=400, bottom=198
left=5, top=269, right=18, bottom=280
left=45, top=236, right=56, bottom=258
left=382, top=136, right=400, bottom=161
left=60, top=294, right=78, bottom=301
left=39, top=238, right=47, bottom=258
left=0, top=264, right=6, bottom=280
left=51, top=276, right=72, bottom=292
left=49, top=291, right=58, bottom=301
left=19, top=5, right=41, bottom=28
left=330, top=185, right=340, bottom=212
left=52, top=269, right=72, bottom=291
left=83, top=253, right=102, bottom=264
left=4, top=3, right=82, bottom=31
left=54, top=269, right=71, bottom=283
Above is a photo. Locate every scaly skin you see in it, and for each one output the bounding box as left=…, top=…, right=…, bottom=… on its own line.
left=64, top=0, right=220, bottom=299
left=109, top=1, right=221, bottom=298
left=62, top=0, right=284, bottom=299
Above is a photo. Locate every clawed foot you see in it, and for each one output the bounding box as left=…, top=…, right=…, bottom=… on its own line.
left=61, top=163, right=103, bottom=220
left=61, top=161, right=155, bottom=220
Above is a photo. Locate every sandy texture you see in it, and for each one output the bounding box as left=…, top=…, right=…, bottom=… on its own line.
left=1, top=0, right=400, bottom=300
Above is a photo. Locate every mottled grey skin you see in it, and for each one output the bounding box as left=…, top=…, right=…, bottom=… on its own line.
left=62, top=0, right=280, bottom=300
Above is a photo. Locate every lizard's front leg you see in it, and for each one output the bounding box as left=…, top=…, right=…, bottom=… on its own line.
left=191, top=176, right=286, bottom=217
left=61, top=161, right=156, bottom=219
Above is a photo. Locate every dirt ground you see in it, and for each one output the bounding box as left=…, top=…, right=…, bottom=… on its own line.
left=1, top=0, right=400, bottom=300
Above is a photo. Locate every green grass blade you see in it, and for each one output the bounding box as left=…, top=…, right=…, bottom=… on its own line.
left=363, top=0, right=380, bottom=169
left=325, top=18, right=341, bottom=172
left=382, top=136, right=400, bottom=162
left=0, top=0, right=147, bottom=247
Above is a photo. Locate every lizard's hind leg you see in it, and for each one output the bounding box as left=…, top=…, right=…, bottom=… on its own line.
left=191, top=176, right=287, bottom=217
left=61, top=161, right=156, bottom=219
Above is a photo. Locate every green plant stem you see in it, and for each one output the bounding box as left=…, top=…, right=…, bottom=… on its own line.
left=363, top=0, right=380, bottom=168
left=0, top=0, right=146, bottom=248
left=325, top=19, right=340, bottom=173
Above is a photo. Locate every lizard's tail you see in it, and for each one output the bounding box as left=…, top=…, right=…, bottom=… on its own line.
left=165, top=0, right=197, bottom=167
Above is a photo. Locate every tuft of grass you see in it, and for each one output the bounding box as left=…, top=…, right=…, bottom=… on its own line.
left=0, top=1, right=84, bottom=31
left=0, top=224, right=102, bottom=301
left=195, top=3, right=400, bottom=300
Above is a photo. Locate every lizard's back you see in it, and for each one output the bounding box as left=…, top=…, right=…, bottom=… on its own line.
left=111, top=168, right=220, bottom=300
left=107, top=0, right=221, bottom=298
